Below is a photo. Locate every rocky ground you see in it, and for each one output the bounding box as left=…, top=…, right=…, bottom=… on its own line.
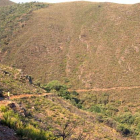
left=0, top=124, right=19, bottom=140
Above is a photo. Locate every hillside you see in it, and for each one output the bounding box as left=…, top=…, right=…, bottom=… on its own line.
left=1, top=2, right=140, bottom=89
left=73, top=89, right=140, bottom=139
left=0, top=0, right=14, bottom=7
left=1, top=2, right=140, bottom=140
left=0, top=63, right=44, bottom=96
left=0, top=93, right=130, bottom=140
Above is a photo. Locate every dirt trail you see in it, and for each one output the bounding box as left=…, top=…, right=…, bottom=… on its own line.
left=0, top=93, right=51, bottom=106
left=1, top=84, right=140, bottom=101
left=70, top=85, right=140, bottom=92
left=10, top=93, right=49, bottom=99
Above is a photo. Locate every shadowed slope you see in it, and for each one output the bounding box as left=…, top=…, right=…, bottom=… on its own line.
left=1, top=2, right=140, bottom=89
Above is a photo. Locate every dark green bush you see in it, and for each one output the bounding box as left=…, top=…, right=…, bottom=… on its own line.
left=44, top=80, right=83, bottom=109
left=58, top=87, right=70, bottom=99
left=116, top=124, right=131, bottom=136
left=70, top=97, right=83, bottom=109
left=43, top=80, right=67, bottom=92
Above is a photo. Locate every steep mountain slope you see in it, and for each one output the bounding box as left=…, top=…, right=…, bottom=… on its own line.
left=1, top=2, right=140, bottom=89
left=0, top=0, right=14, bottom=7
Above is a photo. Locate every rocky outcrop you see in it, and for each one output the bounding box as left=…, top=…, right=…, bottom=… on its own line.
left=8, top=102, right=28, bottom=117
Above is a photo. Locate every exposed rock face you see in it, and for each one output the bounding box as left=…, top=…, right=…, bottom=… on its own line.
left=0, top=125, right=18, bottom=140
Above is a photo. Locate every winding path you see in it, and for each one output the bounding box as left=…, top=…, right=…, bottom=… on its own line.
left=70, top=85, right=140, bottom=92
left=0, top=93, right=51, bottom=105
left=1, top=85, right=140, bottom=102
left=10, top=93, right=49, bottom=99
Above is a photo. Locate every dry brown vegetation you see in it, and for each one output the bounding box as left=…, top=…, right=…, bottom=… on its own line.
left=1, top=2, right=140, bottom=139
left=0, top=0, right=14, bottom=7
left=12, top=95, right=129, bottom=140
left=0, top=63, right=44, bottom=96
left=1, top=2, right=140, bottom=89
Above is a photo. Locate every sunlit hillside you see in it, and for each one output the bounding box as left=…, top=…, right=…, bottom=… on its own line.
left=1, top=2, right=140, bottom=89
left=1, top=2, right=140, bottom=139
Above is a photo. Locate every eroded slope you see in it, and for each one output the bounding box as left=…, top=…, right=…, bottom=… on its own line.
left=1, top=2, right=140, bottom=89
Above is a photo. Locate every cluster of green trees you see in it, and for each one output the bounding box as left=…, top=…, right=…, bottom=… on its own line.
left=43, top=80, right=83, bottom=109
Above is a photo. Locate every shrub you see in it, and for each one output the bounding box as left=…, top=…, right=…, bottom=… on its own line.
left=96, top=114, right=104, bottom=123
left=71, top=97, right=83, bottom=109
left=116, top=112, right=135, bottom=125
left=0, top=89, right=4, bottom=97
left=71, top=91, right=79, bottom=96
left=98, top=93, right=109, bottom=105
left=43, top=80, right=67, bottom=92
left=44, top=80, right=83, bottom=108
left=1, top=108, right=56, bottom=140
left=89, top=105, right=101, bottom=113
left=58, top=87, right=70, bottom=99
left=116, top=124, right=131, bottom=136
left=104, top=118, right=116, bottom=128
left=0, top=106, right=8, bottom=112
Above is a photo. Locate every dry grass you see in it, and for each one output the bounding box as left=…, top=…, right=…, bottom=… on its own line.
left=0, top=63, right=44, bottom=95
left=14, top=96, right=128, bottom=140
left=1, top=2, right=140, bottom=89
